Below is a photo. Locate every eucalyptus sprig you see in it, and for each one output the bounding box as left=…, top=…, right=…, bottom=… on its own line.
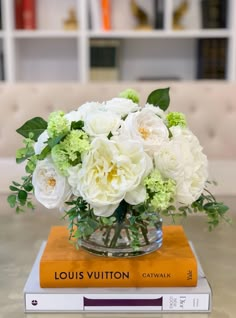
left=62, top=197, right=99, bottom=248
left=7, top=175, right=35, bottom=213
left=161, top=188, right=231, bottom=231
left=7, top=133, right=37, bottom=213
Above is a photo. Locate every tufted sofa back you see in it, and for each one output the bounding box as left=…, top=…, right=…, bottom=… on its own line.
left=0, top=81, right=236, bottom=159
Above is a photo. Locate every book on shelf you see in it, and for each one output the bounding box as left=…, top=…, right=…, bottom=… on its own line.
left=89, top=0, right=102, bottom=31
left=154, top=0, right=164, bottom=29
left=201, top=0, right=228, bottom=29
left=40, top=225, right=197, bottom=288
left=0, top=51, right=4, bottom=81
left=14, top=0, right=24, bottom=29
left=14, top=0, right=36, bottom=30
left=90, top=39, right=120, bottom=81
left=24, top=241, right=212, bottom=313
left=101, top=0, right=111, bottom=31
left=0, top=0, right=2, bottom=30
left=196, top=38, right=227, bottom=79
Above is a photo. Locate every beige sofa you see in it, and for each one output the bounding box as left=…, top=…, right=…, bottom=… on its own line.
left=0, top=81, right=236, bottom=196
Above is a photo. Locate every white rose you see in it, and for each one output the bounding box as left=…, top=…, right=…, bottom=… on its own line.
left=68, top=137, right=152, bottom=217
left=77, top=102, right=105, bottom=121
left=119, top=108, right=169, bottom=156
left=67, top=165, right=81, bottom=197
left=104, top=98, right=140, bottom=116
left=64, top=110, right=82, bottom=123
left=154, top=139, right=185, bottom=180
left=32, top=157, right=71, bottom=209
left=144, top=103, right=166, bottom=120
left=83, top=110, right=121, bottom=137
left=34, top=130, right=49, bottom=155
left=154, top=127, right=208, bottom=205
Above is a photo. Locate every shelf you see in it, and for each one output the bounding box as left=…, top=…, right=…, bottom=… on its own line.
left=0, top=0, right=235, bottom=82
left=14, top=38, right=79, bottom=82
left=88, top=29, right=231, bottom=39
left=13, top=30, right=80, bottom=39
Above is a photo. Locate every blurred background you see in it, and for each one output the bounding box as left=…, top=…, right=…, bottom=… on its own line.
left=0, top=0, right=233, bottom=83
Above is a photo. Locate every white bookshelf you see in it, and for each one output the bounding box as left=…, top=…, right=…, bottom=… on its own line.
left=0, top=0, right=236, bottom=82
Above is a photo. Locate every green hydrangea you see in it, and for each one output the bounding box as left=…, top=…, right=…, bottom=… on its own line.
left=51, top=130, right=90, bottom=175
left=144, top=169, right=176, bottom=211
left=51, top=144, right=71, bottom=175
left=119, top=88, right=140, bottom=104
left=47, top=111, right=69, bottom=138
left=166, top=112, right=187, bottom=128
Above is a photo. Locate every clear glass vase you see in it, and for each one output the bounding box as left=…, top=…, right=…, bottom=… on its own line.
left=80, top=212, right=163, bottom=258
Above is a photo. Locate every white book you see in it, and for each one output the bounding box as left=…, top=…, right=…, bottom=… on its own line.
left=89, top=0, right=102, bottom=31
left=24, top=241, right=212, bottom=313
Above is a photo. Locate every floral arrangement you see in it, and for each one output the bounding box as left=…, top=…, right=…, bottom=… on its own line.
left=8, top=88, right=230, bottom=251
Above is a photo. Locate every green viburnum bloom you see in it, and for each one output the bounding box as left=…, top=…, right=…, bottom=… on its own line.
left=51, top=130, right=90, bottom=175
left=47, top=111, right=69, bottom=138
left=144, top=169, right=176, bottom=211
left=119, top=88, right=140, bottom=104
left=166, top=111, right=187, bottom=128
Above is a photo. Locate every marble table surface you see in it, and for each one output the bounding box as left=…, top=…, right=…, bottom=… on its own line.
left=0, top=194, right=235, bottom=318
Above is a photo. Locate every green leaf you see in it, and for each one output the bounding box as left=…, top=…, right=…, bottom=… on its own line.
left=16, top=148, right=35, bottom=164
left=147, top=88, right=170, bottom=111
left=71, top=120, right=84, bottom=130
left=9, top=185, right=20, bottom=192
left=16, top=117, right=47, bottom=141
left=47, top=135, right=65, bottom=148
left=23, top=183, right=33, bottom=192
left=107, top=131, right=113, bottom=140
left=18, top=190, right=27, bottom=204
left=27, top=201, right=35, bottom=210
left=114, top=200, right=128, bottom=224
left=12, top=181, right=21, bottom=186
left=7, top=194, right=17, bottom=208
left=37, top=145, right=51, bottom=160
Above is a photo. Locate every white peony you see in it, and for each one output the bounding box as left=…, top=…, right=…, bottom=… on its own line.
left=104, top=98, right=140, bottom=117
left=34, top=130, right=49, bottom=155
left=67, top=137, right=153, bottom=217
left=119, top=108, right=169, bottom=156
left=32, top=157, right=70, bottom=209
left=83, top=110, right=121, bottom=137
left=154, top=126, right=208, bottom=205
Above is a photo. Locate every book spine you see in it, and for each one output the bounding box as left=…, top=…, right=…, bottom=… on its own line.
left=201, top=0, right=222, bottom=29
left=90, top=40, right=120, bottom=81
left=154, top=0, right=164, bottom=29
left=25, top=292, right=210, bottom=312
left=40, top=258, right=197, bottom=288
left=89, top=0, right=102, bottom=30
left=0, top=51, right=4, bottom=81
left=196, top=38, right=227, bottom=79
left=22, top=0, right=36, bottom=30
left=101, top=0, right=111, bottom=30
left=14, top=0, right=24, bottom=29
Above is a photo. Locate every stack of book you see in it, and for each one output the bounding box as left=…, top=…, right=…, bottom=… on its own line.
left=24, top=225, right=212, bottom=313
left=90, top=39, right=120, bottom=82
left=196, top=38, right=227, bottom=79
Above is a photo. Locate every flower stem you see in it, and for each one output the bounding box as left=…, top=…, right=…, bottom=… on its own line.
left=140, top=224, right=149, bottom=245
left=109, top=223, right=123, bottom=248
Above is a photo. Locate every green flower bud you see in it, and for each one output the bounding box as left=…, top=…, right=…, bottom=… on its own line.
left=119, top=88, right=140, bottom=104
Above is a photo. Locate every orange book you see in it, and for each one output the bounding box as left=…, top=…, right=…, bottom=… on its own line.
left=101, top=0, right=111, bottom=30
left=40, top=225, right=198, bottom=288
